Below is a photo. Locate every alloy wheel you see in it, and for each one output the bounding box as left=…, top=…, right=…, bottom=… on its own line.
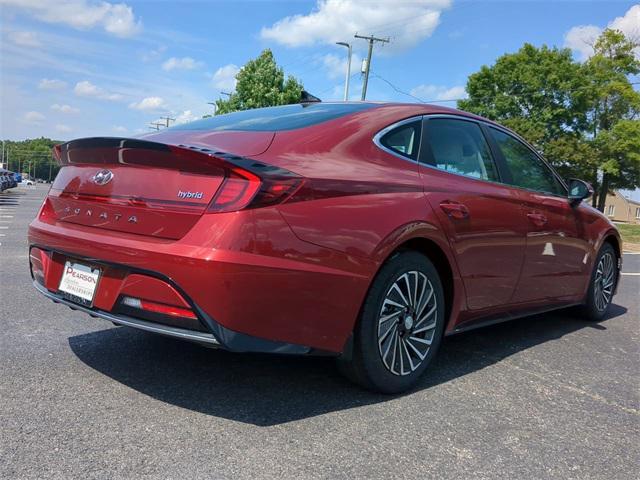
left=594, top=252, right=615, bottom=312
left=377, top=271, right=438, bottom=376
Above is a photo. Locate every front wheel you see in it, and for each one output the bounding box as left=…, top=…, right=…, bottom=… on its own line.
left=337, top=251, right=446, bottom=394
left=580, top=243, right=618, bottom=321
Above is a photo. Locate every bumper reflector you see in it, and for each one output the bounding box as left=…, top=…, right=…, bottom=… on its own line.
left=121, top=296, right=197, bottom=319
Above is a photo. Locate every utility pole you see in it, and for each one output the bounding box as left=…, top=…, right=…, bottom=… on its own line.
left=336, top=42, right=352, bottom=101
left=159, top=116, right=175, bottom=128
left=149, top=122, right=163, bottom=131
left=354, top=33, right=389, bottom=101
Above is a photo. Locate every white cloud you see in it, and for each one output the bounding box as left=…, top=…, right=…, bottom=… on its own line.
left=162, top=56, right=203, bottom=71
left=141, top=45, right=167, bottom=62
left=10, top=31, right=42, bottom=47
left=23, top=111, right=45, bottom=124
left=55, top=124, right=72, bottom=133
left=0, top=0, right=142, bottom=37
left=38, top=78, right=67, bottom=90
left=113, top=125, right=127, bottom=133
left=129, top=96, right=167, bottom=111
left=211, top=64, right=239, bottom=91
left=260, top=0, right=451, bottom=52
left=410, top=84, right=466, bottom=102
left=51, top=104, right=79, bottom=114
left=174, top=110, right=200, bottom=124
left=564, top=5, right=640, bottom=60
left=74, top=80, right=122, bottom=101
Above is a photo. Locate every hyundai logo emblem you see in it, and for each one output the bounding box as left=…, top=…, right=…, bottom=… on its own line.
left=92, top=169, right=113, bottom=186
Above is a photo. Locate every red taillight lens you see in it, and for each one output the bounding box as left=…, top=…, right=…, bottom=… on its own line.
left=207, top=168, right=261, bottom=213
left=207, top=166, right=303, bottom=213
left=122, top=296, right=197, bottom=319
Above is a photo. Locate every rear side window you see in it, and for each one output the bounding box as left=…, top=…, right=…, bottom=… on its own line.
left=379, top=121, right=421, bottom=160
left=489, top=127, right=565, bottom=196
left=423, top=119, right=499, bottom=181
left=168, top=102, right=376, bottom=132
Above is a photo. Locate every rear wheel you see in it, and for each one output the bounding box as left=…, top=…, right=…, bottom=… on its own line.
left=580, top=243, right=618, bottom=321
left=338, top=251, right=445, bottom=394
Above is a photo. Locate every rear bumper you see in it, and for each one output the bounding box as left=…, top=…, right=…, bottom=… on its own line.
left=33, top=280, right=221, bottom=346
left=28, top=207, right=373, bottom=353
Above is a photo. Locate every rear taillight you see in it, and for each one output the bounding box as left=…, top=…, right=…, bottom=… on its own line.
left=206, top=162, right=303, bottom=213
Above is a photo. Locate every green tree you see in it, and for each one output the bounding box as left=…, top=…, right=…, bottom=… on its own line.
left=459, top=30, right=640, bottom=210
left=582, top=29, right=640, bottom=209
left=214, top=49, right=304, bottom=114
left=2, top=137, right=61, bottom=180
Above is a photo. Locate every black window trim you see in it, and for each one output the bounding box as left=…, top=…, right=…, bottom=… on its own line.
left=372, top=115, right=424, bottom=164
left=418, top=114, right=505, bottom=185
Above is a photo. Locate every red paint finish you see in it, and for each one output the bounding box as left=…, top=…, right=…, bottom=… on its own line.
left=29, top=103, right=621, bottom=354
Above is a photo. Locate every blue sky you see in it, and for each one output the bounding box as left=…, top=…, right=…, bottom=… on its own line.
left=0, top=0, right=638, bottom=142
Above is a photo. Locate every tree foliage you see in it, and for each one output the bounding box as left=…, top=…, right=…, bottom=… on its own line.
left=214, top=49, right=304, bottom=115
left=459, top=29, right=640, bottom=209
left=1, top=137, right=61, bottom=180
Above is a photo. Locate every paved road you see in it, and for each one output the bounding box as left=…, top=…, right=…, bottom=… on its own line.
left=1, top=185, right=638, bottom=479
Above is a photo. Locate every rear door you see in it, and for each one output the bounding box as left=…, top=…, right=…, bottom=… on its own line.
left=419, top=116, right=527, bottom=312
left=486, top=126, right=590, bottom=302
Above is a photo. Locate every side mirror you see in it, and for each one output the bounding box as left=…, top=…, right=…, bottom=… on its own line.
left=567, top=178, right=593, bottom=205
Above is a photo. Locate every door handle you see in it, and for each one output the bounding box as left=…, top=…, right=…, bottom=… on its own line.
left=439, top=201, right=469, bottom=220
left=526, top=212, right=548, bottom=227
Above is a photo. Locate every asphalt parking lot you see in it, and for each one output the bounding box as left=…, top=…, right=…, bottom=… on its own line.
left=1, top=184, right=638, bottom=479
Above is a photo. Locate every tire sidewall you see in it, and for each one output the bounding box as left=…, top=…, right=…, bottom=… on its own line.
left=584, top=243, right=617, bottom=321
left=356, top=251, right=446, bottom=393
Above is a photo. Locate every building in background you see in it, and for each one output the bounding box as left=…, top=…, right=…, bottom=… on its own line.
left=603, top=190, right=640, bottom=225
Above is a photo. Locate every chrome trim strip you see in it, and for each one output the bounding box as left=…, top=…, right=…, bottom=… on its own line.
left=372, top=115, right=424, bottom=164
left=33, top=281, right=220, bottom=346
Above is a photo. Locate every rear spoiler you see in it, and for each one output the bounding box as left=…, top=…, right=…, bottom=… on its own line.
left=53, top=136, right=299, bottom=178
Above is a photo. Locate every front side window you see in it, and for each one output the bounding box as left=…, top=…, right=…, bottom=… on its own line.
left=489, top=127, right=565, bottom=196
left=423, top=118, right=499, bottom=181
left=379, top=121, right=421, bottom=160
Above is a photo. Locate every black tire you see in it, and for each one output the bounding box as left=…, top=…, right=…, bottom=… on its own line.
left=579, top=243, right=618, bottom=322
left=337, top=251, right=446, bottom=394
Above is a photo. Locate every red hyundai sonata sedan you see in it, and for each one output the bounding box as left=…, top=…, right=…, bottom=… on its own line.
left=29, top=102, right=621, bottom=393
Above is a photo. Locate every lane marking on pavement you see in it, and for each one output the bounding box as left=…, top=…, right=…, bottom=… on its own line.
left=0, top=215, right=15, bottom=218
left=0, top=226, right=9, bottom=229
left=623, top=252, right=640, bottom=255
left=621, top=272, right=640, bottom=276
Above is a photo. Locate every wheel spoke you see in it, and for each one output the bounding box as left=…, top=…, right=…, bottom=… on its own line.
left=379, top=320, right=397, bottom=345
left=416, top=286, right=434, bottom=319
left=401, top=339, right=416, bottom=372
left=391, top=281, right=410, bottom=308
left=408, top=335, right=432, bottom=346
left=379, top=309, right=403, bottom=325
left=415, top=303, right=437, bottom=329
left=412, top=319, right=437, bottom=334
left=406, top=337, right=427, bottom=361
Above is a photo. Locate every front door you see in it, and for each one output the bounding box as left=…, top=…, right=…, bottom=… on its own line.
left=486, top=126, right=590, bottom=303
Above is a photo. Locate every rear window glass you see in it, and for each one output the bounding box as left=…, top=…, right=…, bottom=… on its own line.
left=169, top=103, right=377, bottom=132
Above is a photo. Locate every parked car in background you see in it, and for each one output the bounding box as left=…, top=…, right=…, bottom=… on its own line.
left=28, top=102, right=621, bottom=393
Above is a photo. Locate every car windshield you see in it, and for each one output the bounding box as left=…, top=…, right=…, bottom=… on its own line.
left=169, top=103, right=378, bottom=132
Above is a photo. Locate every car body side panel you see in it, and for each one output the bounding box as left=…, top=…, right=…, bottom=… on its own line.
left=511, top=191, right=592, bottom=303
